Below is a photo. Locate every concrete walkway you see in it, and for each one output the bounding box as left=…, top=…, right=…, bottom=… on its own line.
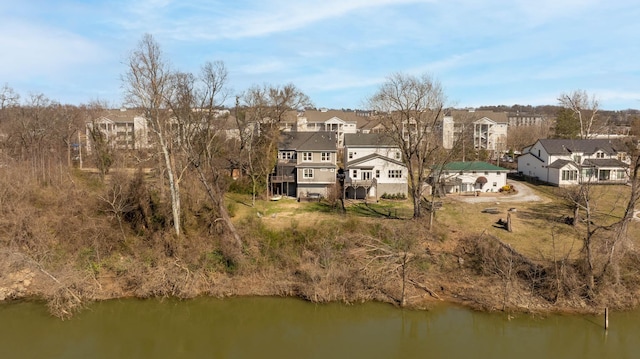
left=449, top=180, right=544, bottom=204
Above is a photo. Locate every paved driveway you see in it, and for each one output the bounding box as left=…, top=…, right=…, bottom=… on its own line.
left=449, top=181, right=543, bottom=203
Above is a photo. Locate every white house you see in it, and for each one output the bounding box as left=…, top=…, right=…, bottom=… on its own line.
left=343, top=133, right=407, bottom=200
left=517, top=138, right=629, bottom=186
left=432, top=161, right=510, bottom=194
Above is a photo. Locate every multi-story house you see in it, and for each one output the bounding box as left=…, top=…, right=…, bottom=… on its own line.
left=85, top=109, right=150, bottom=153
left=440, top=109, right=508, bottom=157
left=343, top=133, right=407, bottom=200
left=271, top=131, right=338, bottom=199
left=280, top=109, right=379, bottom=148
left=508, top=112, right=547, bottom=127
left=517, top=138, right=629, bottom=186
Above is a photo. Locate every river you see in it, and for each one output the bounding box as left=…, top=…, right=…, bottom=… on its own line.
left=0, top=297, right=636, bottom=358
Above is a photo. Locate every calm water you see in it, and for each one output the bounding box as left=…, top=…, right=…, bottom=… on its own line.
left=0, top=297, right=636, bottom=359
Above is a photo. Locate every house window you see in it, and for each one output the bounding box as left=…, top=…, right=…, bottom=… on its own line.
left=352, top=170, right=357, bottom=178
left=596, top=151, right=605, bottom=159
left=618, top=153, right=627, bottom=161
left=388, top=170, right=403, bottom=178
left=496, top=172, right=501, bottom=176
left=375, top=170, right=380, bottom=178
left=303, top=168, right=314, bottom=179
left=394, top=151, right=401, bottom=160
left=348, top=152, right=355, bottom=160
left=484, top=172, right=489, bottom=175
left=321, top=152, right=331, bottom=162
left=279, top=151, right=295, bottom=160
left=493, top=182, right=497, bottom=187
left=303, top=152, right=312, bottom=162
left=561, top=170, right=578, bottom=181
left=574, top=155, right=582, bottom=163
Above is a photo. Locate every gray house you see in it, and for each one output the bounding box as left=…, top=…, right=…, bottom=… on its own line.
left=270, top=131, right=338, bottom=199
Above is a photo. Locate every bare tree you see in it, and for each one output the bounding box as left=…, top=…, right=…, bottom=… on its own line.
left=98, top=171, right=133, bottom=242
left=507, top=123, right=550, bottom=151
left=123, top=34, right=182, bottom=237
left=596, top=141, right=640, bottom=285
left=237, top=84, right=312, bottom=205
left=355, top=223, right=435, bottom=307
left=558, top=90, right=603, bottom=139
left=165, top=61, right=243, bottom=249
left=368, top=73, right=447, bottom=219
left=52, top=104, right=87, bottom=168
left=0, top=83, right=20, bottom=111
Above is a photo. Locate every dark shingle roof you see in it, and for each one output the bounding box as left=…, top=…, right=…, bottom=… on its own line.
left=582, top=158, right=628, bottom=167
left=538, top=139, right=624, bottom=155
left=547, top=159, right=575, bottom=169
left=438, top=161, right=509, bottom=172
left=344, top=133, right=395, bottom=147
left=279, top=131, right=336, bottom=151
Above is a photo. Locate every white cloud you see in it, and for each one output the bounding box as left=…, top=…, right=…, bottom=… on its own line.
left=118, top=0, right=435, bottom=41
left=0, top=20, right=108, bottom=82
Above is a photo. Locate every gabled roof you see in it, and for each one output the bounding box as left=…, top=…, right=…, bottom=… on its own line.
left=437, top=161, right=509, bottom=172
left=547, top=159, right=576, bottom=169
left=582, top=158, right=628, bottom=168
left=279, top=131, right=337, bottom=152
left=93, top=109, right=142, bottom=123
left=447, top=109, right=509, bottom=124
left=474, top=117, right=499, bottom=125
left=346, top=153, right=405, bottom=168
left=538, top=139, right=624, bottom=155
left=344, top=133, right=395, bottom=147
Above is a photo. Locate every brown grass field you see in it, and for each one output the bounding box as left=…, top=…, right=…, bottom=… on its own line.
left=229, top=181, right=639, bottom=262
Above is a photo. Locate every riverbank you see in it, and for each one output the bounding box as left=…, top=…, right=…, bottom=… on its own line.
left=1, top=168, right=639, bottom=318
left=2, top=217, right=637, bottom=319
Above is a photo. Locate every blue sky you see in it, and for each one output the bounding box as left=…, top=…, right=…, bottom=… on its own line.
left=1, top=0, right=639, bottom=110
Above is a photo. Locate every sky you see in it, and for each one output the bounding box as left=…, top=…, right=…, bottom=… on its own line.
left=1, top=0, right=639, bottom=111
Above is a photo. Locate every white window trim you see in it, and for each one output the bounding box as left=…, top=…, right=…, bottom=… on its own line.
left=303, top=168, right=314, bottom=179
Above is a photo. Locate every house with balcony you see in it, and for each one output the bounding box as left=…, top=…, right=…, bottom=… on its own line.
left=85, top=109, right=151, bottom=153
left=517, top=138, right=629, bottom=186
left=280, top=109, right=379, bottom=148
left=440, top=109, right=508, bottom=157
left=270, top=131, right=338, bottom=199
left=343, top=133, right=407, bottom=200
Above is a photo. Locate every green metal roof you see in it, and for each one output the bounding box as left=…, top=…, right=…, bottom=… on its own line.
left=437, top=161, right=509, bottom=172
